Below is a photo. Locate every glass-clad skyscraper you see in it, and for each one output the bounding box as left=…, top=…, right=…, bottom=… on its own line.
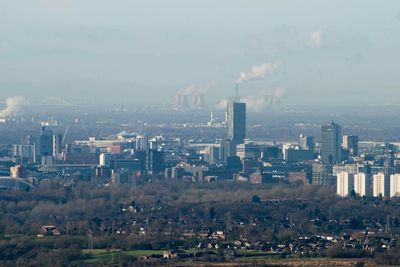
left=227, top=101, right=246, bottom=144
left=321, top=121, right=342, bottom=163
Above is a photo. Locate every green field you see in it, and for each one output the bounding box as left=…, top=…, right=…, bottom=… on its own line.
left=81, top=249, right=374, bottom=266
left=82, top=249, right=164, bottom=264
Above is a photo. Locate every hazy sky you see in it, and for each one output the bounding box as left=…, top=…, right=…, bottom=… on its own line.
left=1, top=0, right=400, bottom=108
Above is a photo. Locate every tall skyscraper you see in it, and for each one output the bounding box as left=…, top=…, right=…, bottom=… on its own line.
left=343, top=135, right=359, bottom=157
left=227, top=100, right=246, bottom=144
left=321, top=121, right=342, bottom=163
left=39, top=127, right=54, bottom=165
left=39, top=127, right=53, bottom=157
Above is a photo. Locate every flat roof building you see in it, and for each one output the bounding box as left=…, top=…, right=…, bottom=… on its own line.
left=373, top=173, right=390, bottom=197
left=337, top=172, right=354, bottom=197
left=354, top=173, right=370, bottom=197
left=390, top=174, right=400, bottom=198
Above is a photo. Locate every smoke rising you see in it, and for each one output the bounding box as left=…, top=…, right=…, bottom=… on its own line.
left=242, top=87, right=285, bottom=112
left=216, top=87, right=284, bottom=112
left=181, top=81, right=215, bottom=95
left=308, top=30, right=322, bottom=48
left=0, top=96, right=27, bottom=119
left=237, top=63, right=280, bottom=83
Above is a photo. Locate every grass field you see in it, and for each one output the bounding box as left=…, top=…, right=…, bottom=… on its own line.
left=82, top=249, right=164, bottom=264
left=81, top=249, right=375, bottom=266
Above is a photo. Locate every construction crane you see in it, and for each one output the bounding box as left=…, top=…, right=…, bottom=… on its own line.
left=62, top=126, right=70, bottom=145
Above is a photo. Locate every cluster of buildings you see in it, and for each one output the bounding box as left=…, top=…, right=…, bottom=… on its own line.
left=3, top=94, right=400, bottom=198
left=4, top=127, right=168, bottom=188
left=12, top=126, right=63, bottom=166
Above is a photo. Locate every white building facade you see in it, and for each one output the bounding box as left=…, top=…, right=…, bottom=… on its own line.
left=354, top=173, right=370, bottom=197
left=373, top=173, right=390, bottom=197
left=337, top=172, right=354, bottom=197
left=390, top=174, right=400, bottom=197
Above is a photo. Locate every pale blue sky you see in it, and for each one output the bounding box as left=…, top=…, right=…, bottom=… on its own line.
left=1, top=0, right=400, bottom=107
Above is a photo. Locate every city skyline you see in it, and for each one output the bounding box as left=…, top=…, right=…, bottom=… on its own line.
left=3, top=2, right=400, bottom=266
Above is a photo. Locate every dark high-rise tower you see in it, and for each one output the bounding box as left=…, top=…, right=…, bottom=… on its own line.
left=40, top=127, right=53, bottom=157
left=146, top=149, right=164, bottom=175
left=227, top=100, right=246, bottom=144
left=321, top=121, right=342, bottom=163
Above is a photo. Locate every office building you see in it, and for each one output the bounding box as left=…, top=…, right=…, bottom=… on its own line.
left=53, top=134, right=63, bottom=157
left=39, top=127, right=55, bottom=165
left=115, top=158, right=142, bottom=172
left=63, top=144, right=98, bottom=165
left=10, top=165, right=27, bottom=178
left=321, top=122, right=342, bottom=163
left=39, top=127, right=54, bottom=158
left=206, top=145, right=220, bottom=165
left=99, top=153, right=117, bottom=168
left=343, top=135, right=359, bottom=157
left=227, top=100, right=246, bottom=144
left=373, top=173, right=390, bottom=197
left=336, top=172, right=354, bottom=197
left=133, top=150, right=147, bottom=171
left=135, top=135, right=148, bottom=150
left=223, top=139, right=237, bottom=164
left=262, top=145, right=280, bottom=160
left=216, top=139, right=225, bottom=164
left=299, top=135, right=314, bottom=151
left=312, top=163, right=334, bottom=185
left=333, top=164, right=365, bottom=176
left=354, top=173, right=370, bottom=197
left=284, top=148, right=314, bottom=163
left=146, top=150, right=164, bottom=175
left=236, top=142, right=261, bottom=160
left=13, top=144, right=35, bottom=164
left=390, top=174, right=400, bottom=197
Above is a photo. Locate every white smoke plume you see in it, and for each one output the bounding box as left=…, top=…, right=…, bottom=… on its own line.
left=181, top=81, right=216, bottom=95
left=308, top=30, right=322, bottom=48
left=216, top=99, right=228, bottom=110
left=237, top=63, right=280, bottom=83
left=216, top=87, right=285, bottom=112
left=0, top=96, right=27, bottom=119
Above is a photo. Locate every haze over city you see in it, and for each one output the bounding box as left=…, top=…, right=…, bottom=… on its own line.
left=1, top=0, right=400, bottom=107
